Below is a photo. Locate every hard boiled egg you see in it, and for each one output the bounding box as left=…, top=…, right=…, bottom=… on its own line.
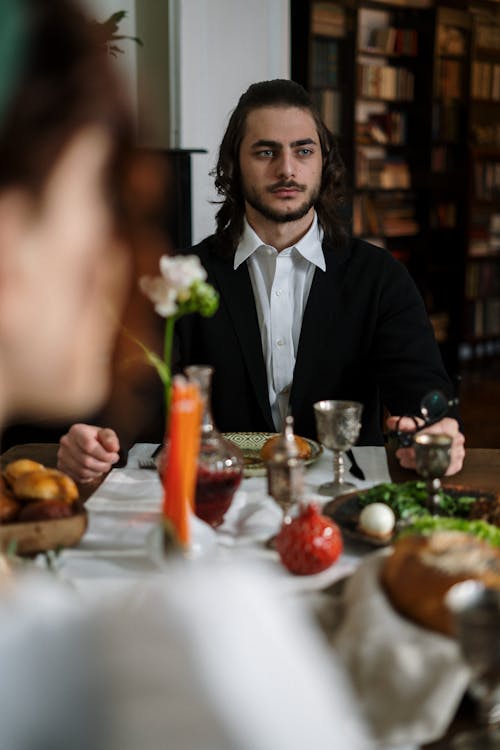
left=358, top=502, right=396, bottom=540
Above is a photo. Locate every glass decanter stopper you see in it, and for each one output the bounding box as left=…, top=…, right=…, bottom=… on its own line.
left=265, top=415, right=304, bottom=515
left=184, top=365, right=243, bottom=527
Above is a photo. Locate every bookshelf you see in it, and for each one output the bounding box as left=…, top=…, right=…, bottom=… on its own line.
left=291, top=1, right=355, bottom=177
left=463, top=2, right=500, bottom=359
left=423, top=6, right=472, bottom=371
left=291, top=0, right=500, bottom=370
left=353, top=2, right=430, bottom=290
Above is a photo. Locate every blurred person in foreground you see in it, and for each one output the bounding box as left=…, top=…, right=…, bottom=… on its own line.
left=0, top=4, right=372, bottom=749
left=0, top=0, right=133, bottom=428
left=60, top=78, right=465, bottom=482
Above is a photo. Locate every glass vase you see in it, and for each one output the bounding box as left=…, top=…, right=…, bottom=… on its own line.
left=185, top=365, right=243, bottom=527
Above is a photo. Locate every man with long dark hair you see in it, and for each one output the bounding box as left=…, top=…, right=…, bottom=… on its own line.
left=59, top=78, right=465, bottom=481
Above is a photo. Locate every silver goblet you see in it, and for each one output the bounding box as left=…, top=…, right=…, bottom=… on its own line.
left=445, top=581, right=500, bottom=748
left=313, top=400, right=363, bottom=498
left=413, top=432, right=452, bottom=514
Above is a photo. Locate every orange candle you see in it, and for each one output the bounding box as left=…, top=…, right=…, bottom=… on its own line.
left=162, top=376, right=202, bottom=548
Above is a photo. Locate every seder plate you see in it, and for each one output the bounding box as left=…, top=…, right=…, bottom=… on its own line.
left=223, top=431, right=322, bottom=478
left=322, top=485, right=499, bottom=548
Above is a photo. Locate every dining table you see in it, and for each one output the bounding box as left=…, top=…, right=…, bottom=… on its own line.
left=1, top=440, right=499, bottom=750
left=2, top=442, right=496, bottom=587
left=1, top=443, right=394, bottom=596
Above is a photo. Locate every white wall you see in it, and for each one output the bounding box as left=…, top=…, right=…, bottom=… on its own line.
left=177, top=0, right=290, bottom=242
left=81, top=0, right=290, bottom=243
left=80, top=0, right=138, bottom=118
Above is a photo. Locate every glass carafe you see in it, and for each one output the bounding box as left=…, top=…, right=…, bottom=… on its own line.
left=184, top=365, right=243, bottom=527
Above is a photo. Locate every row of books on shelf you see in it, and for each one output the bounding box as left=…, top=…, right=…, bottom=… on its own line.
left=471, top=122, right=500, bottom=148
left=312, top=89, right=341, bottom=136
left=357, top=63, right=414, bottom=101
left=311, top=2, right=345, bottom=38
left=362, top=27, right=418, bottom=56
left=474, top=160, right=500, bottom=201
left=435, top=59, right=464, bottom=99
left=466, top=298, right=500, bottom=339
left=471, top=62, right=500, bottom=101
left=468, top=211, right=500, bottom=256
left=475, top=24, right=500, bottom=52
left=430, top=202, right=457, bottom=229
left=356, top=111, right=407, bottom=145
left=312, top=38, right=339, bottom=88
left=352, top=191, right=419, bottom=237
left=431, top=100, right=465, bottom=142
left=356, top=151, right=411, bottom=189
left=465, top=260, right=500, bottom=299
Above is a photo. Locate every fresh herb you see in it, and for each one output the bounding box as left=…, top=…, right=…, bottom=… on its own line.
left=359, top=481, right=477, bottom=520
left=398, top=515, right=500, bottom=547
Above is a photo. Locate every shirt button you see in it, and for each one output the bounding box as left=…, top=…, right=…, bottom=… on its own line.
left=275, top=289, right=282, bottom=296
left=276, top=339, right=284, bottom=347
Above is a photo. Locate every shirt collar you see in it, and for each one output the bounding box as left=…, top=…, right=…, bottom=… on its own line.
left=234, top=213, right=325, bottom=271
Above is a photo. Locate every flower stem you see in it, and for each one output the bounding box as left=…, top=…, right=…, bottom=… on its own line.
left=163, top=316, right=175, bottom=425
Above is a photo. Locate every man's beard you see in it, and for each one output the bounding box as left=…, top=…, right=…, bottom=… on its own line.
left=243, top=182, right=320, bottom=223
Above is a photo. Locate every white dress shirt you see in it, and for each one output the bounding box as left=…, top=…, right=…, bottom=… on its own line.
left=234, top=214, right=325, bottom=431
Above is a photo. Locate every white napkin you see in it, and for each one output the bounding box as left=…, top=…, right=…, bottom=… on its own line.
left=217, top=489, right=283, bottom=543
left=331, top=550, right=470, bottom=747
left=85, top=468, right=162, bottom=512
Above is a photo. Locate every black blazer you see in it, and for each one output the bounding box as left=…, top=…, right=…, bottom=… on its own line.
left=175, top=235, right=455, bottom=445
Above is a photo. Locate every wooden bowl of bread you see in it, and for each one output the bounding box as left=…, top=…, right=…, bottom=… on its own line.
left=381, top=530, right=500, bottom=636
left=0, top=459, right=86, bottom=555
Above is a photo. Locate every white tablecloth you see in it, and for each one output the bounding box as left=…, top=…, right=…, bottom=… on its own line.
left=54, top=443, right=391, bottom=598
left=29, top=446, right=440, bottom=750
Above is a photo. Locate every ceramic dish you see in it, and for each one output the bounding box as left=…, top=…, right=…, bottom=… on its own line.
left=223, top=432, right=322, bottom=478
left=322, top=485, right=499, bottom=548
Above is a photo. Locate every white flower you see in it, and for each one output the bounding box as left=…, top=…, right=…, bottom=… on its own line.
left=159, top=254, right=207, bottom=292
left=139, top=275, right=178, bottom=317
left=139, top=255, right=207, bottom=318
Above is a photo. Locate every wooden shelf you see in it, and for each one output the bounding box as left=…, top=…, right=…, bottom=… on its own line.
left=291, top=0, right=500, bottom=368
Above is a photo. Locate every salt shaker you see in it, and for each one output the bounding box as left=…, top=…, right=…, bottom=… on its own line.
left=265, top=416, right=304, bottom=514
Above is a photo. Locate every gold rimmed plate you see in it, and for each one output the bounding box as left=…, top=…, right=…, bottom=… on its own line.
left=322, top=485, right=499, bottom=548
left=223, top=432, right=322, bottom=478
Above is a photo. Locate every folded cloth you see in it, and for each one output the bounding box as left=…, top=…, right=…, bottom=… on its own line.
left=331, top=550, right=470, bottom=748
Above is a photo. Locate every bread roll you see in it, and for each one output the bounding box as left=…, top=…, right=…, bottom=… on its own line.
left=0, top=493, right=20, bottom=523
left=18, top=500, right=73, bottom=522
left=261, top=434, right=311, bottom=462
left=3, top=459, right=45, bottom=487
left=381, top=531, right=500, bottom=636
left=13, top=469, right=78, bottom=504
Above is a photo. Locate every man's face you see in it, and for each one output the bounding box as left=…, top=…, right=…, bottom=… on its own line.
left=238, top=106, right=322, bottom=225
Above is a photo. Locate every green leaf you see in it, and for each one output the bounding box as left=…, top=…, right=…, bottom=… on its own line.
left=399, top=516, right=500, bottom=547
left=123, top=327, right=171, bottom=387
left=143, top=349, right=170, bottom=386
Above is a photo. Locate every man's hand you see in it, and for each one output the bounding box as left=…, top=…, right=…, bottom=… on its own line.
left=57, top=424, right=121, bottom=483
left=386, top=415, right=465, bottom=476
